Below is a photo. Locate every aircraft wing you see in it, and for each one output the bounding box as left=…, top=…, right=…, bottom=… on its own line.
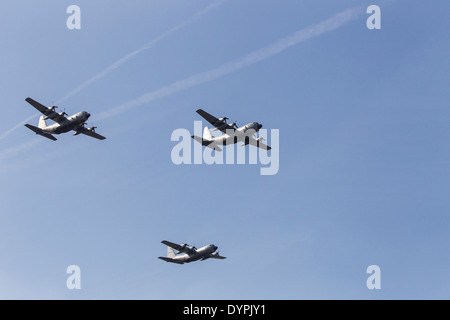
left=25, top=97, right=67, bottom=124
left=74, top=126, right=106, bottom=140
left=161, top=240, right=196, bottom=254
left=210, top=253, right=226, bottom=260
left=243, top=137, right=271, bottom=150
left=196, top=109, right=234, bottom=133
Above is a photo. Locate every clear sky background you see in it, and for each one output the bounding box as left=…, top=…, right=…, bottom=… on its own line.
left=0, top=0, right=449, bottom=299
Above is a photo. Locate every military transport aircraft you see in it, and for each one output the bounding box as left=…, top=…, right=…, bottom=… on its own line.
left=192, top=109, right=271, bottom=151
left=24, top=97, right=106, bottom=141
left=158, top=240, right=226, bottom=264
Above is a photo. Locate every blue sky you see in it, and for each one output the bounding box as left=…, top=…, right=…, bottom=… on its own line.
left=0, top=0, right=449, bottom=299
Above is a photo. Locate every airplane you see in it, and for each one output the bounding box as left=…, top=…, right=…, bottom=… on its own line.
left=158, top=240, right=226, bottom=264
left=191, top=109, right=271, bottom=152
left=24, top=97, right=106, bottom=141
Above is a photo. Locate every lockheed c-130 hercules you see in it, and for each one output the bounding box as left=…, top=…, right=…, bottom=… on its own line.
left=191, top=109, right=271, bottom=152
left=158, top=240, right=226, bottom=264
left=24, top=97, right=106, bottom=141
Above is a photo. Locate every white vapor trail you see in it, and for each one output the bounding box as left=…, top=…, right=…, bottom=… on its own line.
left=0, top=113, right=38, bottom=140
left=0, top=139, right=43, bottom=175
left=56, top=0, right=225, bottom=104
left=0, top=139, right=42, bottom=162
left=0, top=1, right=224, bottom=142
left=0, top=6, right=361, bottom=175
left=95, top=7, right=362, bottom=121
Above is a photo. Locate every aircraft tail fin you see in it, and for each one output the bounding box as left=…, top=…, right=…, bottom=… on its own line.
left=203, top=126, right=212, bottom=141
left=38, top=116, right=47, bottom=129
left=167, top=246, right=176, bottom=258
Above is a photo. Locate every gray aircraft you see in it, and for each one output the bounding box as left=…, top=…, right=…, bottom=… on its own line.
left=158, top=240, right=226, bottom=264
left=191, top=109, right=271, bottom=152
left=24, top=97, right=105, bottom=141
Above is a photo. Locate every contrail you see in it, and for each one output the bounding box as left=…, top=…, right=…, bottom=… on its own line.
left=96, top=6, right=362, bottom=121
left=0, top=1, right=225, bottom=142
left=0, top=139, right=43, bottom=175
left=0, top=114, right=38, bottom=141
left=0, top=6, right=361, bottom=174
left=57, top=0, right=225, bottom=104
left=0, top=139, right=42, bottom=162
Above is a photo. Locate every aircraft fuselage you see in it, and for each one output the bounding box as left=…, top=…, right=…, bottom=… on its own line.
left=212, top=122, right=262, bottom=146
left=43, top=111, right=90, bottom=134
left=171, top=244, right=218, bottom=264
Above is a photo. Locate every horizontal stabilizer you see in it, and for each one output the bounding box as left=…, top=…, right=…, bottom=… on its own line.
left=191, top=135, right=205, bottom=145
left=209, top=145, right=222, bottom=152
left=191, top=135, right=222, bottom=151
left=24, top=124, right=57, bottom=141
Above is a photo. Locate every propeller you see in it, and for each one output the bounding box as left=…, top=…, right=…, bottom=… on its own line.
left=80, top=121, right=97, bottom=132
left=48, top=100, right=58, bottom=111
left=43, top=105, right=59, bottom=120
left=229, top=120, right=238, bottom=129
left=88, top=122, right=97, bottom=132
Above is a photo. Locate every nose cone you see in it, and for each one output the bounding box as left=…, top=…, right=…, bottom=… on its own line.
left=213, top=245, right=218, bottom=251
left=258, top=123, right=263, bottom=129
left=86, top=112, right=91, bottom=119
